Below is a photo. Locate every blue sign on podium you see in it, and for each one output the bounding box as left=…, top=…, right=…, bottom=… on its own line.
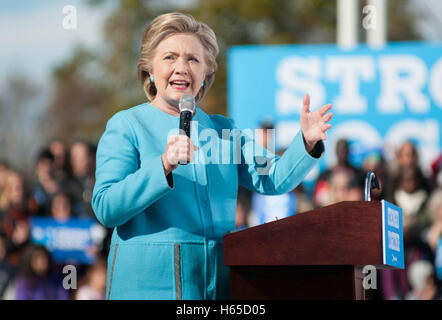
left=381, top=200, right=404, bottom=269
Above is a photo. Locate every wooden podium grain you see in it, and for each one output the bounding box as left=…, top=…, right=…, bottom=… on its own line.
left=223, top=201, right=396, bottom=300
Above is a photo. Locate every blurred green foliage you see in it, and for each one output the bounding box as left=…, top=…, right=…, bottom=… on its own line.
left=48, top=0, right=421, bottom=144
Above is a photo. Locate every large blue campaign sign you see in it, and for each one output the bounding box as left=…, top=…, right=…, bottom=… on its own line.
left=228, top=42, right=442, bottom=183
left=30, top=217, right=103, bottom=265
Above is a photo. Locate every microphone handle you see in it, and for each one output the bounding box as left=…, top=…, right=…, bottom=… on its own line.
left=179, top=110, right=192, bottom=137
left=178, top=110, right=193, bottom=166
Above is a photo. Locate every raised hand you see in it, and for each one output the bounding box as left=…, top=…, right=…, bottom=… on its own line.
left=300, top=94, right=333, bottom=153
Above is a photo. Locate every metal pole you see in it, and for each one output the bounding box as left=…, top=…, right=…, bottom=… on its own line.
left=337, top=0, right=359, bottom=49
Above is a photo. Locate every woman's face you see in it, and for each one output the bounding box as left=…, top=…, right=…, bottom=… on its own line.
left=51, top=194, right=71, bottom=222
left=6, top=173, right=24, bottom=206
left=150, top=33, right=207, bottom=113
left=31, top=251, right=49, bottom=277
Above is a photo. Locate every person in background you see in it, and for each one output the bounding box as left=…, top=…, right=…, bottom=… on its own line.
left=430, top=153, right=442, bottom=188
left=14, top=244, right=69, bottom=300
left=32, top=148, right=60, bottom=217
left=362, top=151, right=388, bottom=200
left=424, top=188, right=442, bottom=253
left=384, top=141, right=433, bottom=202
left=0, top=232, right=15, bottom=299
left=292, top=184, right=314, bottom=214
left=381, top=157, right=435, bottom=300
left=75, top=257, right=107, bottom=300
left=313, top=139, right=365, bottom=208
left=392, top=166, right=430, bottom=240
left=49, top=140, right=70, bottom=185
left=64, top=141, right=95, bottom=218
left=326, top=168, right=351, bottom=205
left=406, top=260, right=442, bottom=300
left=0, top=161, right=10, bottom=198
left=423, top=188, right=442, bottom=285
left=0, top=171, right=35, bottom=267
left=50, top=190, right=73, bottom=223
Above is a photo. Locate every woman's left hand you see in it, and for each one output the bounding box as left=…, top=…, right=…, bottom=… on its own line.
left=300, top=94, right=333, bottom=153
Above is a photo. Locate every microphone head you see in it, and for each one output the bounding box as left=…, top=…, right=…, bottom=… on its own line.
left=179, top=94, right=195, bottom=113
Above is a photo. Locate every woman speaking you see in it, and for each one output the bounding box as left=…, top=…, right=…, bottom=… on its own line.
left=92, top=12, right=333, bottom=300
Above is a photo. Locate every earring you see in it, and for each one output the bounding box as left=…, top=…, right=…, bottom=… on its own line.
left=201, top=81, right=204, bottom=87
left=150, top=75, right=154, bottom=83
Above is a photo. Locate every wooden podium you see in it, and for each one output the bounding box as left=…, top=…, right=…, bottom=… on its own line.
left=223, top=201, right=400, bottom=300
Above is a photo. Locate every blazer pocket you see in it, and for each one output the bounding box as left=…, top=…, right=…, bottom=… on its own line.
left=109, top=242, right=175, bottom=299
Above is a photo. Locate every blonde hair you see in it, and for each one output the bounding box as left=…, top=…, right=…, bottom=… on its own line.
left=0, top=170, right=23, bottom=210
left=137, top=12, right=219, bottom=103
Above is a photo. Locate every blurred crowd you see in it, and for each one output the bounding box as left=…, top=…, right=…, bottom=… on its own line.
left=0, top=140, right=109, bottom=300
left=1, top=127, right=442, bottom=300
left=236, top=121, right=442, bottom=300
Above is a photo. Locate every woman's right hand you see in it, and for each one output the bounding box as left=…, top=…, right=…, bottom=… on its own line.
left=161, top=135, right=198, bottom=176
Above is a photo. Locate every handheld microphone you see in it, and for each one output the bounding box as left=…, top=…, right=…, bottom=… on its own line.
left=179, top=94, right=195, bottom=138
left=178, top=94, right=195, bottom=165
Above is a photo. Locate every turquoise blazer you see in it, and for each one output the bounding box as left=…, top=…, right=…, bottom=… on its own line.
left=92, top=103, right=323, bottom=300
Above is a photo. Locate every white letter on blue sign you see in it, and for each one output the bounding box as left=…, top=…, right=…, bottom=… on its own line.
left=276, top=56, right=325, bottom=115
left=377, top=55, right=430, bottom=114
left=326, top=56, right=375, bottom=114
left=429, top=57, right=442, bottom=109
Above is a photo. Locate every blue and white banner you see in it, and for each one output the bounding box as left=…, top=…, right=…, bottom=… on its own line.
left=30, top=217, right=104, bottom=265
left=381, top=200, right=404, bottom=269
left=228, top=42, right=442, bottom=182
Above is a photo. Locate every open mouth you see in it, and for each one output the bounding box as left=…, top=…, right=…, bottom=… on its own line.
left=169, top=80, right=190, bottom=90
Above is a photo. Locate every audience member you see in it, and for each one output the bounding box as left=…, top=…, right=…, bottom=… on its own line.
left=0, top=128, right=440, bottom=300
left=0, top=161, right=10, bottom=197
left=406, top=260, right=442, bottom=300
left=64, top=141, right=95, bottom=218
left=380, top=144, right=437, bottom=300
left=423, top=188, right=442, bottom=253
left=384, top=141, right=433, bottom=202
left=14, top=244, right=69, bottom=300
left=313, top=139, right=365, bottom=207
left=75, top=257, right=106, bottom=300
left=293, top=185, right=314, bottom=213
left=392, top=166, right=430, bottom=240
left=430, top=153, right=442, bottom=188
left=32, top=149, right=60, bottom=216
left=0, top=232, right=15, bottom=299
left=363, top=151, right=388, bottom=200
left=0, top=171, right=35, bottom=266
left=50, top=190, right=73, bottom=223
left=327, top=168, right=351, bottom=205
left=49, top=140, right=70, bottom=185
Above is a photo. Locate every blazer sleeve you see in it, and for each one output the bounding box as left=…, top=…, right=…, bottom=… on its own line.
left=92, top=112, right=173, bottom=228
left=235, top=121, right=324, bottom=195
